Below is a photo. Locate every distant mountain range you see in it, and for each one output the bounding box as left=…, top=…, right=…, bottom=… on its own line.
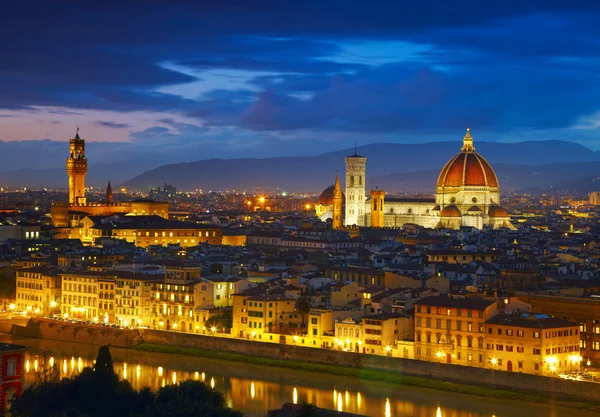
left=3, top=139, right=600, bottom=194
left=121, top=140, right=600, bottom=194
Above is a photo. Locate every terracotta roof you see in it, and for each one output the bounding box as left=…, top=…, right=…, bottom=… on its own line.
left=488, top=205, right=509, bottom=218
left=437, top=147, right=499, bottom=188
left=486, top=313, right=578, bottom=329
left=414, top=295, right=496, bottom=310
left=440, top=205, right=462, bottom=218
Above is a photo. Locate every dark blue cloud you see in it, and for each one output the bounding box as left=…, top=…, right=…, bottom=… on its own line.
left=95, top=121, right=131, bottom=129
left=3, top=0, right=600, bottom=150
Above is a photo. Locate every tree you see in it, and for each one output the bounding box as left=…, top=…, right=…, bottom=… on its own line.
left=139, top=380, right=243, bottom=417
left=295, top=297, right=311, bottom=327
left=205, top=309, right=233, bottom=333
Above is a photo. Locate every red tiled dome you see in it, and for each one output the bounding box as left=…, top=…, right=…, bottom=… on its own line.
left=437, top=152, right=498, bottom=188
left=440, top=205, right=462, bottom=217
left=488, top=205, right=509, bottom=217
left=318, top=186, right=344, bottom=205
left=318, top=185, right=335, bottom=205
left=437, top=128, right=498, bottom=188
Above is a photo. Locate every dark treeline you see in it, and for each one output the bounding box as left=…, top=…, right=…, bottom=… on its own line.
left=7, top=346, right=243, bottom=417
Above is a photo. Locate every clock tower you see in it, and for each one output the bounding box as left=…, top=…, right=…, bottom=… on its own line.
left=345, top=151, right=366, bottom=226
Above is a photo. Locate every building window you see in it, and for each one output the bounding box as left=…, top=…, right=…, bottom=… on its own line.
left=6, top=358, right=16, bottom=376
left=533, top=331, right=540, bottom=339
left=517, top=330, right=524, bottom=337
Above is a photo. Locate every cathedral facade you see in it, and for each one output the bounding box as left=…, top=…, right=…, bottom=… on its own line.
left=317, top=128, right=514, bottom=230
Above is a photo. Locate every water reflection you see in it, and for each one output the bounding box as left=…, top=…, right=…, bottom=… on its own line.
left=18, top=341, right=595, bottom=417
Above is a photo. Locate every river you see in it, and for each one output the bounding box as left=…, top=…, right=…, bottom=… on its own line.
left=2, top=335, right=596, bottom=417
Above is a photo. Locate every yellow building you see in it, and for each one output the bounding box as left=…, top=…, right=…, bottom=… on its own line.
left=114, top=274, right=162, bottom=327
left=232, top=294, right=299, bottom=338
left=334, top=317, right=362, bottom=351
left=61, top=271, right=102, bottom=320
left=79, top=215, right=223, bottom=248
left=362, top=313, right=413, bottom=354
left=149, top=280, right=201, bottom=332
left=485, top=313, right=581, bottom=376
left=98, top=278, right=115, bottom=323
left=15, top=266, right=60, bottom=314
left=414, top=296, right=498, bottom=366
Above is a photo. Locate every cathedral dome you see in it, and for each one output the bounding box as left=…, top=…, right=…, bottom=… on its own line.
left=318, top=186, right=335, bottom=205
left=318, top=185, right=344, bottom=206
left=440, top=205, right=462, bottom=217
left=437, top=128, right=499, bottom=188
left=488, top=205, right=509, bottom=218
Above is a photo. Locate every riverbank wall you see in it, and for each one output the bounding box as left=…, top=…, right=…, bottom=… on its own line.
left=13, top=319, right=142, bottom=348
left=138, top=328, right=600, bottom=404
left=13, top=320, right=600, bottom=404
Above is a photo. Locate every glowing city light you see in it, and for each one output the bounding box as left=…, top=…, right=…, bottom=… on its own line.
left=251, top=382, right=255, bottom=399
left=293, top=387, right=298, bottom=404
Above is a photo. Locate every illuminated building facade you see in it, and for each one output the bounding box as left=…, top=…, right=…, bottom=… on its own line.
left=232, top=294, right=300, bottom=338
left=15, top=266, right=60, bottom=314
left=78, top=215, right=223, bottom=248
left=414, top=296, right=497, bottom=366
left=61, top=271, right=101, bottom=320
left=485, top=313, right=580, bottom=376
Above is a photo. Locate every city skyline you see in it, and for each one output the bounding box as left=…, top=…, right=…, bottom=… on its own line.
left=2, top=1, right=600, bottom=162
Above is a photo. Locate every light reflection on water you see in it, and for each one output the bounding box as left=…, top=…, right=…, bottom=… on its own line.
left=13, top=338, right=596, bottom=417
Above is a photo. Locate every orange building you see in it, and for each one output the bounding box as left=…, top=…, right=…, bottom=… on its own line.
left=520, top=294, right=600, bottom=365
left=485, top=313, right=581, bottom=376
left=414, top=296, right=498, bottom=366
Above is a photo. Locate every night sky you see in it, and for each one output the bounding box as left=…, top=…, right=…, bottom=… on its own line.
left=2, top=1, right=600, bottom=159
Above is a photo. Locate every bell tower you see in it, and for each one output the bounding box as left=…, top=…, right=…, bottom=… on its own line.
left=66, top=128, right=87, bottom=205
left=345, top=146, right=367, bottom=226
left=370, top=189, right=385, bottom=228
left=332, top=172, right=343, bottom=230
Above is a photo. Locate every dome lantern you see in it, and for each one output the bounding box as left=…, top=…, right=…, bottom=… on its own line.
left=461, top=126, right=475, bottom=153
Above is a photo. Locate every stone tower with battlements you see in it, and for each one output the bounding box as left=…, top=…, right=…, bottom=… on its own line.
left=66, top=129, right=87, bottom=205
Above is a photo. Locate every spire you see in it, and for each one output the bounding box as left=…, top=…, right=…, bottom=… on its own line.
left=74, top=126, right=80, bottom=140
left=333, top=171, right=342, bottom=197
left=461, top=126, right=475, bottom=152
left=106, top=181, right=113, bottom=203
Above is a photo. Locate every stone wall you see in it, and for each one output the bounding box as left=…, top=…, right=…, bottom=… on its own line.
left=139, top=329, right=600, bottom=403
left=16, top=319, right=142, bottom=348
